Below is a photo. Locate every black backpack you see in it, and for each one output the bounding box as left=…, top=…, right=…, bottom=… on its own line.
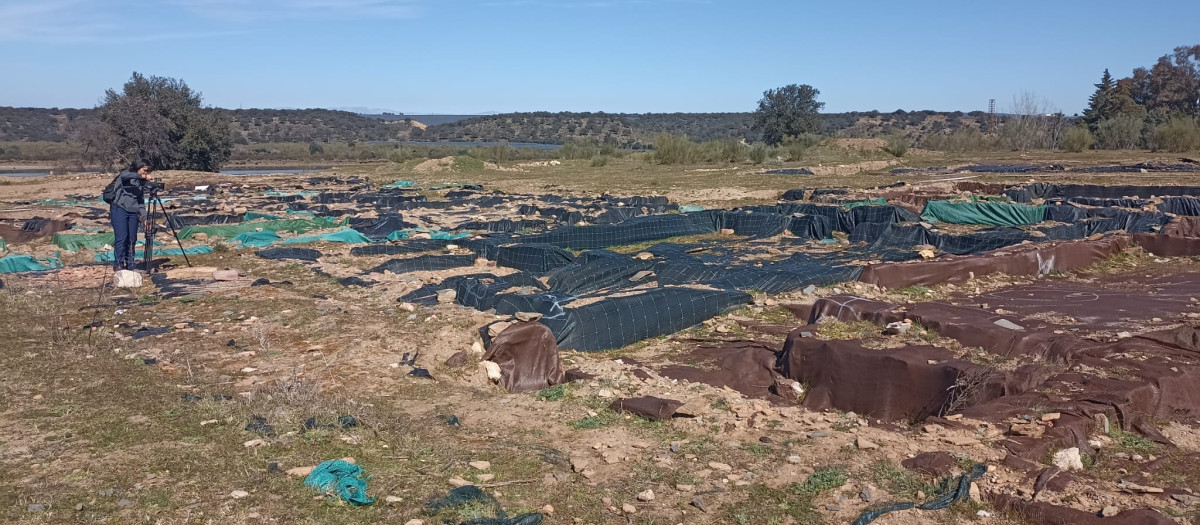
left=101, top=173, right=123, bottom=204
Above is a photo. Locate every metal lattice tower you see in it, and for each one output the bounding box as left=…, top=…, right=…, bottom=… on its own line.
left=988, top=99, right=996, bottom=135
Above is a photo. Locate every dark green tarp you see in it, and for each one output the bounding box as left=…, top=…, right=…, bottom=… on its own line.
left=920, top=201, right=1046, bottom=227
left=178, top=217, right=342, bottom=240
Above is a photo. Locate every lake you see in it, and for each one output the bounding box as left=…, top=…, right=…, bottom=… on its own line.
left=369, top=140, right=561, bottom=150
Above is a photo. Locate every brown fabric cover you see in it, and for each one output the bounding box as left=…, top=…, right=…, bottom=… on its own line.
left=988, top=494, right=1176, bottom=525
left=859, top=236, right=1130, bottom=289
left=1160, top=216, right=1200, bottom=237
left=778, top=332, right=989, bottom=421
left=608, top=397, right=683, bottom=420
left=1134, top=233, right=1200, bottom=256
left=901, top=451, right=957, bottom=477
left=659, top=341, right=785, bottom=401
left=481, top=321, right=564, bottom=393
left=0, top=218, right=73, bottom=243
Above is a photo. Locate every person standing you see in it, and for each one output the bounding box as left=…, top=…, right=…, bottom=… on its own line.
left=110, top=159, right=154, bottom=271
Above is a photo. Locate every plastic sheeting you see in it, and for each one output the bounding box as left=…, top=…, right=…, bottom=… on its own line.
left=921, top=201, right=1046, bottom=227
left=281, top=229, right=373, bottom=245
left=178, top=217, right=342, bottom=240
left=0, top=254, right=62, bottom=273
left=231, top=231, right=281, bottom=248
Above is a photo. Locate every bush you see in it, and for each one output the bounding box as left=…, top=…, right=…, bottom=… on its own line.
left=1061, top=126, right=1095, bottom=152
left=590, top=154, right=609, bottom=167
left=308, top=141, right=323, bottom=155
left=650, top=133, right=698, bottom=165
left=1152, top=117, right=1200, bottom=153
left=781, top=133, right=821, bottom=161
left=748, top=144, right=768, bottom=164
left=717, top=138, right=747, bottom=163
left=1095, top=116, right=1144, bottom=150
left=922, top=127, right=992, bottom=153
left=560, top=140, right=600, bottom=160
left=882, top=134, right=910, bottom=157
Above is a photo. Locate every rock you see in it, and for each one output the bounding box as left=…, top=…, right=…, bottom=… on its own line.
left=676, top=484, right=695, bottom=492
left=708, top=461, right=733, bottom=472
left=807, top=431, right=830, bottom=439
left=969, top=482, right=982, bottom=503
left=444, top=351, right=469, bottom=368
left=629, top=270, right=655, bottom=282
left=802, top=285, right=817, bottom=295
left=943, top=436, right=980, bottom=447
left=514, top=311, right=542, bottom=322
left=469, top=461, right=491, bottom=471
left=481, top=361, right=502, bottom=382
left=636, top=489, right=655, bottom=502
left=385, top=495, right=403, bottom=504
left=860, top=487, right=875, bottom=502
left=436, top=289, right=457, bottom=303
left=787, top=456, right=803, bottom=464
left=571, top=457, right=590, bottom=472
left=1171, top=494, right=1200, bottom=505
left=233, top=206, right=248, bottom=214
left=856, top=437, right=880, bottom=450
left=1040, top=412, right=1061, bottom=421
left=1101, top=506, right=1121, bottom=517
left=474, top=257, right=490, bottom=267
left=192, top=232, right=209, bottom=241
left=825, top=504, right=842, bottom=511
left=1052, top=448, right=1084, bottom=471
left=487, top=321, right=513, bottom=338
left=884, top=320, right=912, bottom=335
left=398, top=302, right=416, bottom=312
left=541, top=504, right=554, bottom=515
left=1118, top=481, right=1163, bottom=493
left=977, top=510, right=992, bottom=518
left=993, top=319, right=1025, bottom=331
left=476, top=474, right=495, bottom=482
left=113, top=270, right=143, bottom=288
left=27, top=504, right=46, bottom=512
left=1009, top=421, right=1046, bottom=438
left=622, top=503, right=637, bottom=514
left=405, top=520, right=425, bottom=525
left=1116, top=331, right=1132, bottom=339
left=243, top=439, right=267, bottom=448
left=634, top=252, right=654, bottom=261
left=286, top=466, right=315, bottom=477
left=720, top=229, right=735, bottom=235
left=230, top=490, right=249, bottom=499
left=212, top=269, right=240, bottom=281
left=690, top=497, right=708, bottom=513
left=448, top=476, right=471, bottom=487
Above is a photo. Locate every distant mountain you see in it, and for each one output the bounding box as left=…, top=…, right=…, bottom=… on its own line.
left=1, top=106, right=986, bottom=146
left=331, top=106, right=402, bottom=115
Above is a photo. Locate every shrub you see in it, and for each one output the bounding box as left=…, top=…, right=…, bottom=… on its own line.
left=1095, top=116, right=1144, bottom=150
left=781, top=133, right=821, bottom=161
left=308, top=141, right=323, bottom=155
left=717, top=138, right=747, bottom=163
left=748, top=144, right=768, bottom=164
left=1152, top=117, right=1200, bottom=153
left=1061, top=126, right=1094, bottom=152
left=651, top=133, right=698, bottom=165
left=882, top=133, right=910, bottom=157
left=590, top=154, right=609, bottom=167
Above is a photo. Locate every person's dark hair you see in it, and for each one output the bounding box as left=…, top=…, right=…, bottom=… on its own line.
left=128, top=159, right=151, bottom=172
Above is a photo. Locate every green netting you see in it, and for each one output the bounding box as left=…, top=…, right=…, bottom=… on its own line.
left=281, top=229, right=373, bottom=245
left=265, top=190, right=318, bottom=197
left=178, top=217, right=341, bottom=240
left=244, top=210, right=317, bottom=221
left=38, top=197, right=104, bottom=207
left=387, top=230, right=411, bottom=241
left=968, top=195, right=1013, bottom=203
left=921, top=200, right=1046, bottom=227
left=94, top=245, right=213, bottom=263
left=53, top=233, right=162, bottom=252
left=384, top=180, right=417, bottom=188
left=231, top=231, right=281, bottom=248
left=0, top=238, right=6, bottom=251
left=0, top=254, right=62, bottom=273
left=53, top=232, right=114, bottom=251
left=386, top=229, right=468, bottom=241
left=679, top=205, right=705, bottom=213
left=842, top=198, right=888, bottom=209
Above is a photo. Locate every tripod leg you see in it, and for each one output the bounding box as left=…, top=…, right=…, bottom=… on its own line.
left=157, top=196, right=192, bottom=267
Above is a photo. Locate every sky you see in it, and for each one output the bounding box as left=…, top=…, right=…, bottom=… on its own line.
left=0, top=0, right=1195, bottom=115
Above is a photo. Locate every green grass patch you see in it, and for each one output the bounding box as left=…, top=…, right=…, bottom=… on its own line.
left=1109, top=428, right=1156, bottom=454
left=570, top=411, right=619, bottom=430
left=536, top=384, right=569, bottom=402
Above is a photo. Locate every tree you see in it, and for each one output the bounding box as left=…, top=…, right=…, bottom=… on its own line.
left=753, top=84, right=824, bottom=146
left=93, top=72, right=233, bottom=171
left=1082, top=69, right=1116, bottom=132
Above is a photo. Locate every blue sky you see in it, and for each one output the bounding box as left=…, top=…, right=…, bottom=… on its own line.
left=0, top=0, right=1195, bottom=115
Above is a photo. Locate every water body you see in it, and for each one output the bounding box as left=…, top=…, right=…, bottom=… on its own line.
left=369, top=140, right=561, bottom=150
left=0, top=172, right=57, bottom=177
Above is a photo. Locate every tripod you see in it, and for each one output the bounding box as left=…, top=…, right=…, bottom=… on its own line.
left=142, top=190, right=193, bottom=272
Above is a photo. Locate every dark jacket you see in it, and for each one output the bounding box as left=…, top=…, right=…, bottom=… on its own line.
left=112, top=170, right=146, bottom=216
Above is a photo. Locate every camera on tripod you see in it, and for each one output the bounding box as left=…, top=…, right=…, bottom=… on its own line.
left=140, top=179, right=166, bottom=193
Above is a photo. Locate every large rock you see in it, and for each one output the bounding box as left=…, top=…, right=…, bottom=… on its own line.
left=1051, top=447, right=1083, bottom=471
left=212, top=269, right=241, bottom=281
left=114, top=270, right=143, bottom=288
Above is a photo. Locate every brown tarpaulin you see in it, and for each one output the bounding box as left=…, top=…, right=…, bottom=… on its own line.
left=481, top=321, right=565, bottom=392
left=0, top=217, right=74, bottom=243
left=859, top=236, right=1131, bottom=289
left=1133, top=233, right=1200, bottom=256
left=659, top=341, right=785, bottom=401
left=988, top=494, right=1176, bottom=525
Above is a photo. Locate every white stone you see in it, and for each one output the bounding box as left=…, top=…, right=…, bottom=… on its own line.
left=636, top=489, right=655, bottom=502
left=481, top=361, right=502, bottom=382
left=1051, top=447, right=1084, bottom=471
left=114, top=270, right=143, bottom=288
left=230, top=490, right=249, bottom=499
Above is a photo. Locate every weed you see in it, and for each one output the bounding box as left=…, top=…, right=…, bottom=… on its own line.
left=742, top=442, right=771, bottom=458
left=796, top=466, right=848, bottom=495
left=536, top=384, right=569, bottom=402
left=1109, top=428, right=1156, bottom=454
left=570, top=411, right=619, bottom=430
left=870, top=460, right=934, bottom=498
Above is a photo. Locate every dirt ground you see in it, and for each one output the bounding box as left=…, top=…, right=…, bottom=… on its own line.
left=2, top=151, right=1199, bottom=525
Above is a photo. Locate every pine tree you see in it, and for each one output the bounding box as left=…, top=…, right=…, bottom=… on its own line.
left=1082, top=69, right=1115, bottom=132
